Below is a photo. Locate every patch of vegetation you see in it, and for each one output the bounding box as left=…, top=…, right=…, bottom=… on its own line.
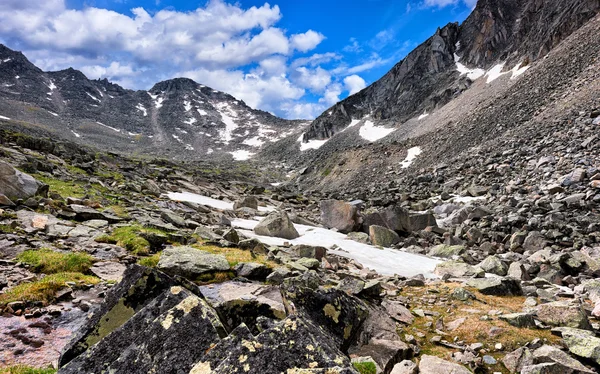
left=191, top=242, right=277, bottom=268
left=321, top=168, right=332, bottom=177
left=102, top=205, right=129, bottom=218
left=0, top=366, right=56, bottom=374
left=16, top=249, right=95, bottom=274
left=0, top=224, right=19, bottom=234
left=95, top=169, right=124, bottom=181
left=0, top=272, right=100, bottom=307
left=96, top=225, right=169, bottom=256
left=196, top=271, right=236, bottom=284
left=352, top=361, right=376, bottom=374
left=32, top=174, right=86, bottom=198
left=137, top=252, right=161, bottom=268
left=64, top=164, right=87, bottom=175
left=0, top=211, right=17, bottom=219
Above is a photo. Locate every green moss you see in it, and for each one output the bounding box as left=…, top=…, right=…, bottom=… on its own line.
left=196, top=271, right=235, bottom=284
left=17, top=249, right=95, bottom=274
left=0, top=366, right=57, bottom=374
left=137, top=252, right=161, bottom=268
left=0, top=272, right=100, bottom=307
left=352, top=361, right=376, bottom=374
left=96, top=225, right=170, bottom=256
left=32, top=175, right=86, bottom=198
left=321, top=168, right=331, bottom=177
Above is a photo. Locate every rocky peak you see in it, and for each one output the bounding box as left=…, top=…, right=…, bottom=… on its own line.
left=149, top=77, right=201, bottom=93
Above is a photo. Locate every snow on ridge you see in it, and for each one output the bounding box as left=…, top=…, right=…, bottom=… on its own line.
left=2, top=58, right=11, bottom=63
left=136, top=103, right=147, bottom=116
left=511, top=63, right=529, bottom=79
left=242, top=136, right=265, bottom=147
left=198, top=109, right=207, bottom=116
left=418, top=113, right=429, bottom=120
left=230, top=150, right=254, bottom=161
left=0, top=115, right=10, bottom=120
left=86, top=92, right=101, bottom=103
left=400, top=147, right=423, bottom=168
left=359, top=120, right=394, bottom=142
left=47, top=81, right=57, bottom=91
left=96, top=121, right=120, bottom=132
left=148, top=92, right=164, bottom=109
left=485, top=63, right=507, bottom=83
left=455, top=53, right=485, bottom=81
left=71, top=130, right=81, bottom=138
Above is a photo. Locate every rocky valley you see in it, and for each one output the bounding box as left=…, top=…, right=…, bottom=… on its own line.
left=1, top=0, right=600, bottom=373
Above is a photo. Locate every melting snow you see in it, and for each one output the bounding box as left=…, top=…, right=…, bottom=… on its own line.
left=271, top=182, right=282, bottom=187
left=15, top=76, right=19, bottom=79
left=184, top=118, right=197, bottom=125
left=359, top=120, right=395, bottom=142
left=400, top=147, right=423, bottom=168
left=86, top=92, right=101, bottom=103
left=215, top=102, right=238, bottom=144
left=47, top=111, right=58, bottom=117
left=511, top=63, right=529, bottom=79
left=136, top=103, right=147, bottom=116
left=230, top=150, right=254, bottom=161
left=232, top=218, right=440, bottom=277
left=455, top=53, right=485, bottom=80
left=96, top=121, right=120, bottom=132
left=148, top=92, right=164, bottom=109
left=197, top=109, right=207, bottom=116
left=184, top=100, right=192, bottom=112
left=172, top=134, right=183, bottom=143
left=207, top=148, right=214, bottom=154
left=185, top=144, right=194, bottom=151
left=0, top=115, right=10, bottom=120
left=242, top=136, right=265, bottom=147
left=2, top=58, right=11, bottom=63
left=485, top=63, right=507, bottom=83
left=71, top=130, right=81, bottom=138
left=418, top=113, right=429, bottom=120
left=347, top=119, right=361, bottom=129
left=298, top=132, right=328, bottom=151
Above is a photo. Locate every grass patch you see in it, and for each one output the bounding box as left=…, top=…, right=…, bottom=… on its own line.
left=17, top=249, right=94, bottom=274
left=0, top=366, right=56, bottom=374
left=191, top=242, right=277, bottom=268
left=96, top=225, right=169, bottom=256
left=0, top=272, right=99, bottom=307
left=33, top=175, right=86, bottom=198
left=137, top=252, right=161, bottom=268
left=352, top=361, right=376, bottom=374
left=196, top=271, right=236, bottom=284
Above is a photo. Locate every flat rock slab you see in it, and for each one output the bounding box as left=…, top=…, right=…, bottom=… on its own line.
left=157, top=246, right=230, bottom=279
left=90, top=261, right=127, bottom=282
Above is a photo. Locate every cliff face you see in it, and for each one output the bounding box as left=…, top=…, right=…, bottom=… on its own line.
left=302, top=0, right=600, bottom=143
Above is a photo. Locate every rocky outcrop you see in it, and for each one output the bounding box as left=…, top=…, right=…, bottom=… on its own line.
left=0, top=161, right=47, bottom=203
left=320, top=200, right=361, bottom=234
left=254, top=210, right=300, bottom=239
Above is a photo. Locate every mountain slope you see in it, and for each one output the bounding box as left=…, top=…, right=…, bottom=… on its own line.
left=0, top=45, right=301, bottom=161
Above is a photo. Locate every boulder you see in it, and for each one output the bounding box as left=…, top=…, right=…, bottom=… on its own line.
left=429, top=244, right=466, bottom=258
left=233, top=196, right=258, bottom=210
left=0, top=161, right=47, bottom=201
left=558, top=328, right=600, bottom=366
left=434, top=261, right=484, bottom=278
left=466, top=277, right=523, bottom=296
left=499, top=313, right=536, bottom=328
left=157, top=246, right=230, bottom=279
left=503, top=347, right=534, bottom=373
left=160, top=210, right=186, bottom=228
left=254, top=211, right=300, bottom=239
left=90, top=261, right=127, bottom=282
left=391, top=360, right=418, bottom=374
left=418, top=355, right=471, bottom=374
left=369, top=225, right=401, bottom=247
left=290, top=244, right=327, bottom=260
left=536, top=301, right=592, bottom=330
left=478, top=256, right=508, bottom=276
left=521, top=363, right=564, bottom=374
left=142, top=179, right=161, bottom=196
left=532, top=345, right=595, bottom=373
left=364, top=205, right=437, bottom=233
left=320, top=199, right=360, bottom=233
left=194, top=225, right=223, bottom=241
left=234, top=262, right=271, bottom=281
left=68, top=204, right=124, bottom=223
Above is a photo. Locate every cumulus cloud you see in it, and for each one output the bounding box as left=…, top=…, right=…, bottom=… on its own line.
left=343, top=75, right=367, bottom=95
left=421, top=0, right=477, bottom=8
left=80, top=62, right=137, bottom=80
left=290, top=30, right=325, bottom=52
left=292, top=66, right=331, bottom=92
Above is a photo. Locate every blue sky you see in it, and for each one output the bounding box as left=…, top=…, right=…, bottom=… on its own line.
left=0, top=0, right=476, bottom=118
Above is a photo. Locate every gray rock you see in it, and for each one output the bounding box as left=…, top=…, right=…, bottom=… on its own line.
left=142, top=179, right=161, bottom=196
left=499, top=313, right=536, bottom=328
left=234, top=262, right=271, bottom=281
left=452, top=287, right=476, bottom=301
left=233, top=196, right=258, bottom=210
left=536, top=301, right=592, bottom=330
left=160, top=210, right=186, bottom=228
left=434, top=261, right=484, bottom=278
left=369, top=225, right=401, bottom=247
left=558, top=327, right=600, bottom=366
left=157, top=246, right=230, bottom=278
left=290, top=244, right=327, bottom=260
left=466, top=277, right=523, bottom=296
left=429, top=244, right=466, bottom=258
left=265, top=267, right=291, bottom=285
left=0, top=161, right=47, bottom=201
left=478, top=256, right=508, bottom=276
left=90, top=261, right=127, bottom=282
left=503, top=347, right=534, bottom=373
left=521, top=363, right=563, bottom=374
left=347, top=231, right=370, bottom=244
left=254, top=211, right=299, bottom=239
left=320, top=199, right=359, bottom=234
left=533, top=345, right=595, bottom=373
left=69, top=204, right=124, bottom=223
left=418, top=354, right=471, bottom=374
left=391, top=360, right=418, bottom=374
left=194, top=225, right=222, bottom=241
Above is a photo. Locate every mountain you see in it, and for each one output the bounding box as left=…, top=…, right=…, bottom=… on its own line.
left=0, top=44, right=302, bottom=160
left=262, top=0, right=600, bottom=197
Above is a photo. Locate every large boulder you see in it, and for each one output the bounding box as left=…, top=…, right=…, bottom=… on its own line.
left=364, top=205, right=437, bottom=234
left=320, top=200, right=360, bottom=233
left=157, top=246, right=230, bottom=279
left=369, top=225, right=401, bottom=247
left=429, top=244, right=466, bottom=258
left=233, top=196, right=258, bottom=210
left=434, top=261, right=484, bottom=278
left=466, top=277, right=523, bottom=296
left=0, top=161, right=47, bottom=201
left=557, top=327, right=600, bottom=366
left=536, top=301, right=592, bottom=330
left=254, top=211, right=300, bottom=239
left=532, top=345, right=595, bottom=373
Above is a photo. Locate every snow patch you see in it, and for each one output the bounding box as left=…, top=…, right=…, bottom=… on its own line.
left=172, top=134, right=183, bottom=143
left=242, top=136, right=264, bottom=147
left=197, top=109, right=207, bottom=116
left=346, top=119, right=361, bottom=129
left=2, top=58, right=11, bottom=63
left=485, top=63, right=507, bottom=83
left=455, top=54, right=485, bottom=80
left=136, top=103, right=147, bottom=116
left=15, top=76, right=19, bottom=79
left=418, top=113, right=429, bottom=120
left=270, top=182, right=282, bottom=187
left=185, top=144, right=194, bottom=151
left=230, top=150, right=254, bottom=161
left=400, top=147, right=422, bottom=168
left=47, top=111, right=58, bottom=117
left=359, top=120, right=394, bottom=142
left=0, top=115, right=10, bottom=120
left=86, top=92, right=101, bottom=103
left=511, top=63, right=529, bottom=79
left=183, top=100, right=192, bottom=112
left=96, top=121, right=120, bottom=132
left=184, top=118, right=197, bottom=125
left=148, top=92, right=164, bottom=109
left=207, top=148, right=214, bottom=155
left=71, top=130, right=81, bottom=138
left=215, top=102, right=238, bottom=144
left=298, top=132, right=328, bottom=151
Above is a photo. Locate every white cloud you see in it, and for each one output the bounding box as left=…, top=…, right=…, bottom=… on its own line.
left=421, top=0, right=477, bottom=8
left=342, top=37, right=362, bottom=53
left=343, top=75, right=367, bottom=95
left=319, top=83, right=343, bottom=106
left=290, top=30, right=325, bottom=52
left=80, top=62, right=137, bottom=80
left=292, top=66, right=331, bottom=92
left=281, top=102, right=327, bottom=120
